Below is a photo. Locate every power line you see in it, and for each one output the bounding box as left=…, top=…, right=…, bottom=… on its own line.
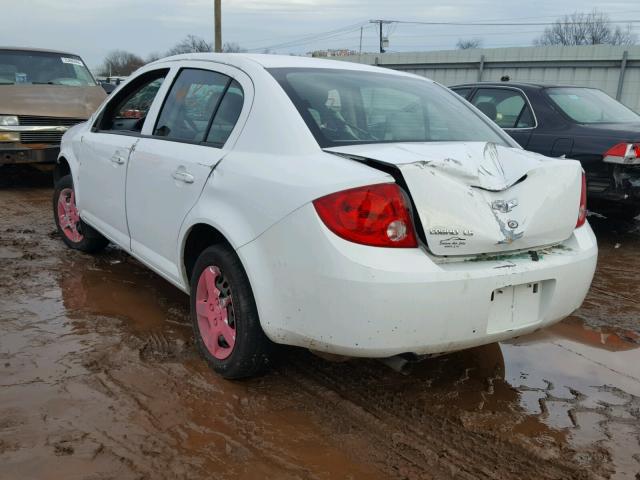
left=371, top=18, right=640, bottom=26
left=247, top=22, right=368, bottom=51
left=247, top=13, right=640, bottom=53
left=435, top=10, right=640, bottom=23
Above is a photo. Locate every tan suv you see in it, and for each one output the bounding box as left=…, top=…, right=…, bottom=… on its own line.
left=0, top=47, right=106, bottom=165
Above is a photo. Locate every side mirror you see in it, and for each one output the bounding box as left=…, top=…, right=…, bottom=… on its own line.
left=101, top=83, right=116, bottom=95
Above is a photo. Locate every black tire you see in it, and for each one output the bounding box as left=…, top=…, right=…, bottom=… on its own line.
left=53, top=174, right=109, bottom=253
left=190, top=244, right=273, bottom=379
left=609, top=206, right=640, bottom=222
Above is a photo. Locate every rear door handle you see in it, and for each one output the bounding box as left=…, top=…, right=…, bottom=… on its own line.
left=110, top=154, right=125, bottom=165
left=172, top=169, right=195, bottom=184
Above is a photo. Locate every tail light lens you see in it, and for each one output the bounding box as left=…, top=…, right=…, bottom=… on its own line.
left=603, top=143, right=640, bottom=164
left=313, top=183, right=418, bottom=248
left=576, top=172, right=587, bottom=228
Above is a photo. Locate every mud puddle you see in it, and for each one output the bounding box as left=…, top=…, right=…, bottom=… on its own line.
left=1, top=173, right=639, bottom=479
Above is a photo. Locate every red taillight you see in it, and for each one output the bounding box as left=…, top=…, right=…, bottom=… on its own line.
left=603, top=143, right=640, bottom=164
left=576, top=172, right=587, bottom=228
left=313, top=183, right=418, bottom=248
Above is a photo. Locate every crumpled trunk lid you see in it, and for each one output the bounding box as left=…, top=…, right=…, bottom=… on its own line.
left=325, top=142, right=583, bottom=256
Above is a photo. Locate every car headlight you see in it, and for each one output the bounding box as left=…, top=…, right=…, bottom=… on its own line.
left=0, top=133, right=19, bottom=142
left=0, top=115, right=18, bottom=126
left=0, top=115, right=19, bottom=142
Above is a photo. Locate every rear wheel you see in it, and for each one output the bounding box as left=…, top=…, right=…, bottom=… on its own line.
left=610, top=206, right=640, bottom=221
left=190, top=245, right=273, bottom=379
left=53, top=174, right=109, bottom=253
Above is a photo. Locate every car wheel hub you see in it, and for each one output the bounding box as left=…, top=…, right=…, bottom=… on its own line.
left=57, top=188, right=83, bottom=243
left=195, top=266, right=236, bottom=360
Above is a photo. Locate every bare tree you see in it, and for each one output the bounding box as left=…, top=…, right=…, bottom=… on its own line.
left=168, top=35, right=213, bottom=55
left=145, top=52, right=164, bottom=63
left=98, top=50, right=145, bottom=76
left=534, top=10, right=637, bottom=46
left=456, top=38, right=482, bottom=50
left=222, top=42, right=247, bottom=53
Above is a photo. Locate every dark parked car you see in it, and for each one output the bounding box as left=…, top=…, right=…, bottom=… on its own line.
left=450, top=82, right=640, bottom=219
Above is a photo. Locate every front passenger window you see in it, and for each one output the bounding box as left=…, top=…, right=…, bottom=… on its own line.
left=97, top=70, right=168, bottom=132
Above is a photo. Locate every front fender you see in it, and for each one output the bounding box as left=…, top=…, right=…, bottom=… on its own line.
left=57, top=122, right=87, bottom=202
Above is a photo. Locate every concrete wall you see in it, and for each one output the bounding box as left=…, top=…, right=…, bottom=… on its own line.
left=337, top=45, right=640, bottom=113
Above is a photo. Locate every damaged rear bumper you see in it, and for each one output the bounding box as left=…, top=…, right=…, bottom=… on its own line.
left=238, top=202, right=598, bottom=358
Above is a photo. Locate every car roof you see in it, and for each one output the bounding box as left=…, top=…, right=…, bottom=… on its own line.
left=0, top=46, right=82, bottom=57
left=149, top=53, right=425, bottom=78
left=450, top=81, right=585, bottom=90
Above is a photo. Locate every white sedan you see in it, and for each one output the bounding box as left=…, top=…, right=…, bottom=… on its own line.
left=53, top=54, right=597, bottom=378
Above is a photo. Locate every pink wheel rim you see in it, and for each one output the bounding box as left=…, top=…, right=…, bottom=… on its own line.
left=195, top=266, right=236, bottom=360
left=57, top=187, right=83, bottom=243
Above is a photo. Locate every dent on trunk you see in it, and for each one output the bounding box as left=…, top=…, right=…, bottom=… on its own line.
left=325, top=141, right=582, bottom=257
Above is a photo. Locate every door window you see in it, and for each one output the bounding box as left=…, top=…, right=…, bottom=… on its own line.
left=451, top=87, right=472, bottom=99
left=471, top=88, right=535, bottom=129
left=154, top=69, right=230, bottom=142
left=97, top=69, right=168, bottom=132
left=206, top=80, right=244, bottom=146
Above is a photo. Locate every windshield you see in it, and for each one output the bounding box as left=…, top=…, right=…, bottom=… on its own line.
left=269, top=68, right=512, bottom=148
left=0, top=50, right=96, bottom=86
left=546, top=87, right=640, bottom=124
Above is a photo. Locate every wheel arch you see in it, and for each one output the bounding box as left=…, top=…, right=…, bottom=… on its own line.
left=181, top=222, right=236, bottom=285
left=53, top=156, right=71, bottom=184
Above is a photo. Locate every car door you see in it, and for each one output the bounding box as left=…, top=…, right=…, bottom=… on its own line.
left=125, top=63, right=251, bottom=284
left=79, top=69, right=169, bottom=247
left=469, top=87, right=536, bottom=148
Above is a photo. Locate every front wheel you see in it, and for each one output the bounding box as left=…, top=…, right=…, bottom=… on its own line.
left=53, top=174, right=109, bottom=253
left=190, top=245, right=273, bottom=379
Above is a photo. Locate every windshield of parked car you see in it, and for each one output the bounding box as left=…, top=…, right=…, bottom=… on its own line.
left=269, top=68, right=513, bottom=148
left=546, top=87, right=640, bottom=124
left=0, top=50, right=96, bottom=86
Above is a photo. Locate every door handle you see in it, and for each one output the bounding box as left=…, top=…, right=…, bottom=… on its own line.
left=110, top=154, right=125, bottom=165
left=172, top=169, right=195, bottom=184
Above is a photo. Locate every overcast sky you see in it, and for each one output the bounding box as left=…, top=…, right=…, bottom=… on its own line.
left=3, top=0, right=640, bottom=69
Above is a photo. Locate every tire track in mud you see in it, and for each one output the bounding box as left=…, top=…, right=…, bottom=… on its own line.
left=2, top=171, right=638, bottom=479
left=279, top=355, right=595, bottom=480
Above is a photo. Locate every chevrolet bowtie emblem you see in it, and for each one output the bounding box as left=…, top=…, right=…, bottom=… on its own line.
left=491, top=199, right=518, bottom=213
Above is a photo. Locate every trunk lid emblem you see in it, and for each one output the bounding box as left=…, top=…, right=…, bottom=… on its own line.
left=492, top=199, right=518, bottom=213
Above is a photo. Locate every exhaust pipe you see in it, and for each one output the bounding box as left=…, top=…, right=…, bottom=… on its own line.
left=378, top=355, right=412, bottom=375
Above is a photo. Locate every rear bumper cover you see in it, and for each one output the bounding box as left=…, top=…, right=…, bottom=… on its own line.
left=238, top=203, right=598, bottom=357
left=0, top=144, right=59, bottom=165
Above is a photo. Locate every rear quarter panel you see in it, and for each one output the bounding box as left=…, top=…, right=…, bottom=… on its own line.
left=178, top=150, right=391, bottom=288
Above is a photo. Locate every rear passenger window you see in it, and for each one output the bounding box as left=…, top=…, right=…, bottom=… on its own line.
left=471, top=88, right=534, bottom=129
left=206, top=80, right=244, bottom=146
left=154, top=69, right=229, bottom=142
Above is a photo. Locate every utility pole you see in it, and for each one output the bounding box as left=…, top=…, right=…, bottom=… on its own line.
left=359, top=26, right=363, bottom=57
left=369, top=19, right=392, bottom=53
left=214, top=0, right=222, bottom=52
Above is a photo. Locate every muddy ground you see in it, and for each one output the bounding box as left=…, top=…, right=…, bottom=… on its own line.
left=1, top=165, right=639, bottom=480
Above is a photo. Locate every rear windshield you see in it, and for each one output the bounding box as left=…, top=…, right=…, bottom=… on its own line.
left=545, top=87, right=640, bottom=124
left=269, top=68, right=511, bottom=148
left=0, top=50, right=96, bottom=86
